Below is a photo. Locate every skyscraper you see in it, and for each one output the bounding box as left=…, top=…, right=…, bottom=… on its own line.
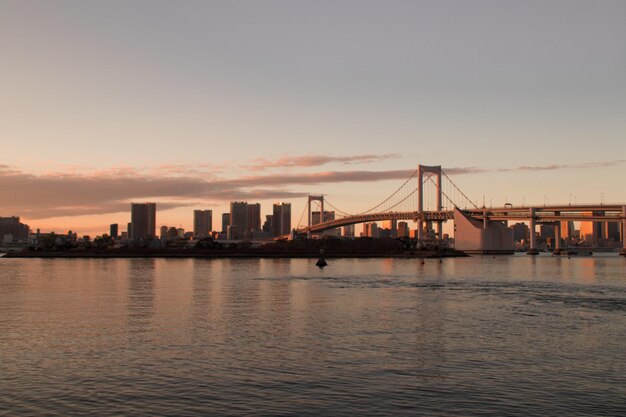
left=398, top=222, right=409, bottom=238
left=383, top=219, right=397, bottom=238
left=247, top=203, right=261, bottom=232
left=130, top=203, right=156, bottom=240
left=311, top=210, right=334, bottom=225
left=262, top=215, right=273, bottom=233
left=343, top=224, right=355, bottom=238
left=193, top=210, right=212, bottom=238
left=109, top=223, right=119, bottom=238
left=272, top=202, right=291, bottom=237
left=221, top=213, right=230, bottom=234
left=229, top=201, right=248, bottom=240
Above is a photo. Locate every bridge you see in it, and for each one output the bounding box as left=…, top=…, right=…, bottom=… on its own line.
left=285, top=165, right=626, bottom=255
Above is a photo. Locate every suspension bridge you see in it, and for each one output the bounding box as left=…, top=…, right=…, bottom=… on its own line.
left=285, top=165, right=626, bottom=255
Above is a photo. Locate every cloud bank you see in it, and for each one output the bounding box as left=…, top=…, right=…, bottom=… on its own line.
left=1, top=158, right=623, bottom=220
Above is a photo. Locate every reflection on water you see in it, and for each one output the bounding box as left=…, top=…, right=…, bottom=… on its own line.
left=0, top=255, right=625, bottom=416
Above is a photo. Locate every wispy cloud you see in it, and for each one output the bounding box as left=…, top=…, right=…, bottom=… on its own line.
left=245, top=153, right=401, bottom=171
left=445, top=160, right=626, bottom=175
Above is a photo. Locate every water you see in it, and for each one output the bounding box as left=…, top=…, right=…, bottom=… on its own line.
left=1, top=255, right=625, bottom=416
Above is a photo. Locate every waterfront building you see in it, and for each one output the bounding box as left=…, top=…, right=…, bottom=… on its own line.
left=0, top=217, right=30, bottom=242
left=227, top=225, right=239, bottom=240
left=193, top=210, right=212, bottom=238
left=160, top=225, right=168, bottom=239
left=130, top=203, right=156, bottom=240
left=510, top=222, right=529, bottom=242
left=221, top=213, right=230, bottom=234
left=560, top=221, right=575, bottom=239
left=247, top=203, right=261, bottom=232
left=272, top=203, right=291, bottom=237
left=311, top=210, right=340, bottom=236
left=540, top=225, right=555, bottom=240
left=229, top=202, right=247, bottom=239
left=580, top=211, right=603, bottom=245
left=343, top=224, right=355, bottom=238
left=397, top=221, right=409, bottom=238
left=382, top=219, right=397, bottom=238
left=109, top=223, right=119, bottom=238
left=262, top=215, right=273, bottom=233
left=363, top=222, right=379, bottom=238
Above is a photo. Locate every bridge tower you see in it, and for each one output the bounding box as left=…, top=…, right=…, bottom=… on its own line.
left=307, top=195, right=324, bottom=239
left=417, top=165, right=443, bottom=243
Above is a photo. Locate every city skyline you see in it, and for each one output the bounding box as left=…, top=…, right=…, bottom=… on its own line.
left=1, top=1, right=625, bottom=235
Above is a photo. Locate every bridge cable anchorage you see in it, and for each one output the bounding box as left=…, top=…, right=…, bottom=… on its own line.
left=441, top=170, right=479, bottom=209
left=322, top=167, right=420, bottom=217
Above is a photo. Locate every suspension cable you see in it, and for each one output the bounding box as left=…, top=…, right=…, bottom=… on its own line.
left=323, top=168, right=419, bottom=216
left=441, top=170, right=479, bottom=209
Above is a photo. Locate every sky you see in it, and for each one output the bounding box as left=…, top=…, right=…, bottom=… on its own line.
left=1, top=0, right=625, bottom=236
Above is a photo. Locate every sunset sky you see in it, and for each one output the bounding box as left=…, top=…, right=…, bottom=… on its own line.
left=1, top=0, right=625, bottom=236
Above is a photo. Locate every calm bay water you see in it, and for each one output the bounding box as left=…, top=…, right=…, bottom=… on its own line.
left=1, top=255, right=625, bottom=416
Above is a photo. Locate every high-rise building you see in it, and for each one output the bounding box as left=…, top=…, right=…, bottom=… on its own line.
left=247, top=203, right=261, bottom=232
left=272, top=203, right=291, bottom=237
left=311, top=210, right=335, bottom=225
left=604, top=222, right=620, bottom=242
left=193, top=210, right=213, bottom=238
left=580, top=211, right=603, bottom=244
left=398, top=222, right=409, bottom=238
left=363, top=222, right=379, bottom=238
left=382, top=219, right=397, bottom=238
left=109, top=223, right=119, bottom=238
left=221, top=213, right=230, bottom=234
left=160, top=225, right=168, bottom=239
left=229, top=202, right=248, bottom=240
left=342, top=224, right=355, bottom=238
left=560, top=221, right=575, bottom=239
left=262, top=215, right=273, bottom=233
left=130, top=203, right=156, bottom=240
left=540, top=225, right=555, bottom=240
left=511, top=222, right=530, bottom=242
left=311, top=210, right=339, bottom=236
left=127, top=222, right=132, bottom=239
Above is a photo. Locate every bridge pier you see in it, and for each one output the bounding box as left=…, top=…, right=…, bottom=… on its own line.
left=527, top=208, right=539, bottom=255
left=553, top=220, right=561, bottom=255
left=619, top=206, right=626, bottom=256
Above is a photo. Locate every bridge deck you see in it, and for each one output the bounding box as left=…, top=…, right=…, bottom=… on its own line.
left=292, top=204, right=625, bottom=235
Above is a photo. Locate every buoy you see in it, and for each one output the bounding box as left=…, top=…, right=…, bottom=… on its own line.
left=316, top=249, right=327, bottom=268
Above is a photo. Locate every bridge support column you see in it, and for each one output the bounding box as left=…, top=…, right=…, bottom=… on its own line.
left=554, top=221, right=561, bottom=255
left=417, top=219, right=423, bottom=244
left=527, top=208, right=539, bottom=255
left=307, top=195, right=324, bottom=239
left=621, top=206, right=626, bottom=256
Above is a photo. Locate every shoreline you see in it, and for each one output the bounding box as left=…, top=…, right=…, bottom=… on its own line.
left=1, top=250, right=467, bottom=259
